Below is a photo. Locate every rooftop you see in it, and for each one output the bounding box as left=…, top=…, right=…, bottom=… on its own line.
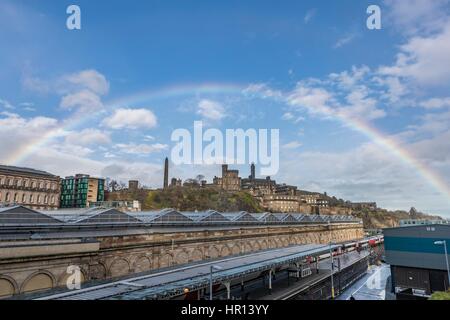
left=0, top=164, right=58, bottom=178
left=0, top=205, right=362, bottom=229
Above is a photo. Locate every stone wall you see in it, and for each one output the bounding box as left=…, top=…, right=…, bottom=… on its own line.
left=0, top=222, right=363, bottom=298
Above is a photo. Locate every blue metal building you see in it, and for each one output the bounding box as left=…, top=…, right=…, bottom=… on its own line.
left=383, top=224, right=450, bottom=299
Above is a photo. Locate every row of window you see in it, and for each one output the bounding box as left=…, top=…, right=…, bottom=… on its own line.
left=0, top=176, right=57, bottom=190
left=0, top=191, right=56, bottom=205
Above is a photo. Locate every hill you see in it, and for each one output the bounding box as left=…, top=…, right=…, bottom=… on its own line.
left=143, top=187, right=264, bottom=212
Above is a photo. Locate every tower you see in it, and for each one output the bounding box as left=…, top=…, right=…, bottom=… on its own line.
left=250, top=163, right=256, bottom=180
left=163, top=157, right=169, bottom=189
left=222, top=164, right=228, bottom=177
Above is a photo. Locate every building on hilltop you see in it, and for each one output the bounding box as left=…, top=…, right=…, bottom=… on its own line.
left=0, top=165, right=60, bottom=210
left=60, top=174, right=105, bottom=208
left=262, top=194, right=300, bottom=213
left=128, top=180, right=139, bottom=191
left=213, top=164, right=241, bottom=191
left=349, top=202, right=377, bottom=210
left=170, top=178, right=182, bottom=187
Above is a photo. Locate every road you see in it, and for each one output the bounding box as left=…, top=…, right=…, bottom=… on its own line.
left=337, top=263, right=391, bottom=300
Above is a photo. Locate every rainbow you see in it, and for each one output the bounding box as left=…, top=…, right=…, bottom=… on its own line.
left=3, top=82, right=450, bottom=205
left=4, top=83, right=246, bottom=165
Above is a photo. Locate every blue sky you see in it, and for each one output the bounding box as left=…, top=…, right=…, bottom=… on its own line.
left=1, top=0, right=450, bottom=216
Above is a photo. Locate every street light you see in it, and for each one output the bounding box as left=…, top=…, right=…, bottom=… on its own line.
left=329, top=242, right=335, bottom=299
left=209, top=265, right=223, bottom=300
left=434, top=240, right=450, bottom=289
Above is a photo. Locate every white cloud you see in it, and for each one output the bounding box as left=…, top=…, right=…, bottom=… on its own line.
left=23, top=69, right=109, bottom=113
left=287, top=84, right=336, bottom=117
left=378, top=22, right=450, bottom=87
left=196, top=99, right=226, bottom=121
left=0, top=98, right=14, bottom=110
left=20, top=102, right=36, bottom=112
left=384, top=0, right=450, bottom=36
left=65, top=128, right=111, bottom=146
left=282, top=141, right=302, bottom=149
left=60, top=89, right=104, bottom=112
left=304, top=9, right=317, bottom=24
left=419, top=97, right=450, bottom=109
left=115, top=143, right=168, bottom=155
left=65, top=69, right=110, bottom=95
left=281, top=112, right=294, bottom=120
left=0, top=111, right=58, bottom=130
left=333, top=33, right=356, bottom=49
left=243, top=83, right=283, bottom=100
left=102, top=108, right=158, bottom=129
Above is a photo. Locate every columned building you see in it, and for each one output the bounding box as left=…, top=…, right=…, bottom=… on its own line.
left=0, top=165, right=60, bottom=210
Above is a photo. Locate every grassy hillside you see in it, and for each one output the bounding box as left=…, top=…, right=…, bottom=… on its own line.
left=143, top=187, right=264, bottom=212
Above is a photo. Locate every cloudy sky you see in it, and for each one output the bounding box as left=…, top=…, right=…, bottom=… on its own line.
left=0, top=0, right=449, bottom=216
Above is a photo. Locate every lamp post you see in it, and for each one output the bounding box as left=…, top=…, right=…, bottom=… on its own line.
left=434, top=240, right=450, bottom=289
left=329, top=242, right=335, bottom=299
left=327, top=221, right=335, bottom=299
left=209, top=265, right=223, bottom=300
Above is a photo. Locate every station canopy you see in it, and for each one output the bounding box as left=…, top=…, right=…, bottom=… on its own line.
left=0, top=206, right=361, bottom=226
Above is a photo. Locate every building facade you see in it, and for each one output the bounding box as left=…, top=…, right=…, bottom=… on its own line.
left=0, top=165, right=60, bottom=210
left=60, top=174, right=105, bottom=208
left=262, top=194, right=301, bottom=213
left=213, top=165, right=241, bottom=191
left=384, top=224, right=450, bottom=299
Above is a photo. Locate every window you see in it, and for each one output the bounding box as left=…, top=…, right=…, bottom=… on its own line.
left=5, top=193, right=10, bottom=202
left=39, top=181, right=44, bottom=189
left=37, top=195, right=42, bottom=204
left=31, top=181, right=36, bottom=188
left=44, top=196, right=48, bottom=204
left=51, top=196, right=55, bottom=204
left=22, top=194, right=26, bottom=203
left=14, top=193, right=18, bottom=202
left=29, top=194, right=34, bottom=203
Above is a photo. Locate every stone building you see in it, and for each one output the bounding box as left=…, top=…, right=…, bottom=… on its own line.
left=170, top=178, right=182, bottom=187
left=213, top=164, right=241, bottom=191
left=128, top=180, right=139, bottom=191
left=0, top=206, right=363, bottom=299
left=300, top=193, right=329, bottom=208
left=0, top=165, right=60, bottom=210
left=349, top=202, right=377, bottom=210
left=262, top=194, right=301, bottom=213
